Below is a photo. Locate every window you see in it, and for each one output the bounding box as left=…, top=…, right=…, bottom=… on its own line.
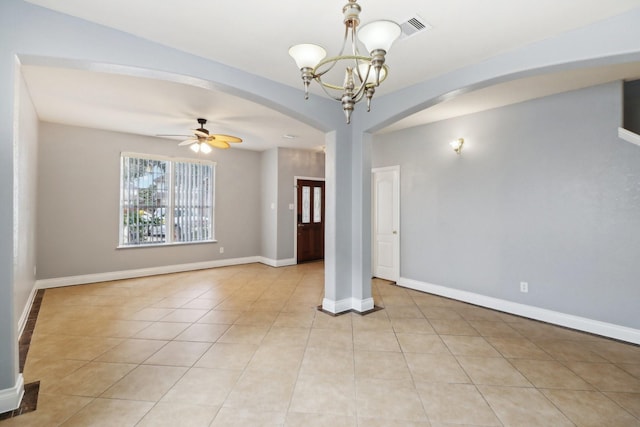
left=119, top=153, right=215, bottom=246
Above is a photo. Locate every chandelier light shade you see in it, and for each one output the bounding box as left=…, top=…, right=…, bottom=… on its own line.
left=288, top=0, right=401, bottom=124
left=288, top=44, right=327, bottom=70
left=358, top=20, right=402, bottom=52
left=357, top=63, right=386, bottom=85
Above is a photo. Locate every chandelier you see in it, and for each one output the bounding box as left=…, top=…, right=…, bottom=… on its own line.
left=288, top=0, right=401, bottom=124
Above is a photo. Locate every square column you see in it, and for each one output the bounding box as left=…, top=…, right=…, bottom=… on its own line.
left=322, top=126, right=374, bottom=314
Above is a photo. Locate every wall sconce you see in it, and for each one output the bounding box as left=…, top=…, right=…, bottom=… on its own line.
left=450, top=138, right=464, bottom=154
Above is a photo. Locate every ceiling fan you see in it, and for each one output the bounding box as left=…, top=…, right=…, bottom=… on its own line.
left=166, top=118, right=242, bottom=153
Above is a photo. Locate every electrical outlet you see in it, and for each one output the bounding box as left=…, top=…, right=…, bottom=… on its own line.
left=520, top=282, right=528, bottom=293
left=219, top=247, right=224, bottom=254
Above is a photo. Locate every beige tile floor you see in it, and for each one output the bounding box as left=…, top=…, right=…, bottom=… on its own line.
left=3, top=262, right=640, bottom=426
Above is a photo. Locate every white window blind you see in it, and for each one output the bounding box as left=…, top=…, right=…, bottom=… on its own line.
left=173, top=162, right=213, bottom=243
left=119, top=153, right=215, bottom=246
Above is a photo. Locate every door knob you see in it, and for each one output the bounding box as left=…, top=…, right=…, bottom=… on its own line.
left=393, top=231, right=397, bottom=234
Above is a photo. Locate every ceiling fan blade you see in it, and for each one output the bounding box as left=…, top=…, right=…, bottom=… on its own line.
left=193, top=129, right=209, bottom=138
left=178, top=139, right=195, bottom=146
left=209, top=134, right=242, bottom=143
left=156, top=134, right=191, bottom=137
left=207, top=140, right=231, bottom=149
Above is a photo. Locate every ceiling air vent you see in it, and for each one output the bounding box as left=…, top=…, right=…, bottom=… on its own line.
left=399, top=15, right=432, bottom=40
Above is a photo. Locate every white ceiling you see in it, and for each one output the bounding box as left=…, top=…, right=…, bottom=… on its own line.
left=21, top=0, right=640, bottom=150
left=21, top=66, right=326, bottom=151
left=382, top=62, right=640, bottom=134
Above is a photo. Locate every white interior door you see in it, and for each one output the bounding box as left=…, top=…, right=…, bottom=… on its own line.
left=372, top=166, right=400, bottom=282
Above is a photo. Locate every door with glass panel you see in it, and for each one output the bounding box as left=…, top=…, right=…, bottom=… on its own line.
left=296, top=179, right=325, bottom=262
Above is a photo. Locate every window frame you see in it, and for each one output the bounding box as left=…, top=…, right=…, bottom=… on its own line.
left=118, top=152, right=217, bottom=248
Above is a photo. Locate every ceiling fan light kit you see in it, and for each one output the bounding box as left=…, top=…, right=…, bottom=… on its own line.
left=190, top=141, right=212, bottom=154
left=177, top=118, right=242, bottom=154
left=289, top=0, right=401, bottom=124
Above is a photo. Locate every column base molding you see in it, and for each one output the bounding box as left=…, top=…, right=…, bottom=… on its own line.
left=321, top=297, right=376, bottom=315
left=0, top=374, right=24, bottom=415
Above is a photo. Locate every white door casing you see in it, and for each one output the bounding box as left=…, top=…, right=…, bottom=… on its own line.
left=372, top=166, right=400, bottom=282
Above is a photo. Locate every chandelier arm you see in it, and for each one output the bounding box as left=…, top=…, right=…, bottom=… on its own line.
left=315, top=72, right=371, bottom=104
left=351, top=75, right=370, bottom=102
left=349, top=23, right=366, bottom=82
left=313, top=54, right=370, bottom=80
left=353, top=57, right=372, bottom=87
left=350, top=22, right=359, bottom=56
left=315, top=77, right=346, bottom=101
left=340, top=24, right=350, bottom=57
left=314, top=56, right=390, bottom=91
left=313, top=26, right=352, bottom=80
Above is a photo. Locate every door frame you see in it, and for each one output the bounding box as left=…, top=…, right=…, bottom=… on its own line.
left=372, top=165, right=400, bottom=282
left=293, top=176, right=325, bottom=264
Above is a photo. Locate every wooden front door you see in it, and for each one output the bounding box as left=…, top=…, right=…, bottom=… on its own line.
left=296, top=179, right=325, bottom=263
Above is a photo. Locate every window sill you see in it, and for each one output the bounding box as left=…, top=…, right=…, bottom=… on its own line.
left=117, top=240, right=218, bottom=249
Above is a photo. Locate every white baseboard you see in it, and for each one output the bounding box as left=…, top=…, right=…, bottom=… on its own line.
left=36, top=256, right=261, bottom=289
left=258, top=257, right=296, bottom=267
left=322, top=297, right=352, bottom=314
left=0, top=374, right=24, bottom=414
left=35, top=256, right=304, bottom=290
left=352, top=297, right=375, bottom=313
left=618, top=127, right=640, bottom=147
left=17, top=283, right=38, bottom=336
left=322, top=297, right=375, bottom=314
left=398, top=277, right=640, bottom=345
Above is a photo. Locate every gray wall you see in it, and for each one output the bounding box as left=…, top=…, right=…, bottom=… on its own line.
left=259, top=147, right=325, bottom=263
left=260, top=148, right=278, bottom=261
left=372, top=82, right=640, bottom=329
left=14, top=70, right=39, bottom=327
left=37, top=123, right=261, bottom=279
left=277, top=148, right=325, bottom=260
